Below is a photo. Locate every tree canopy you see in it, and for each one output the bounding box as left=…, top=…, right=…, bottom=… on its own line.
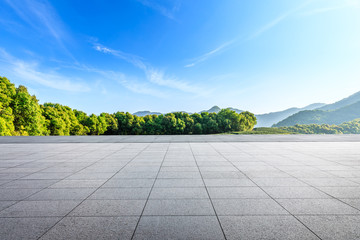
left=0, top=76, right=257, bottom=136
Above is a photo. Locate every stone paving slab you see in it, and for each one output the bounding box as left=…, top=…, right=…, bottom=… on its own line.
left=1, top=134, right=360, bottom=143
left=0, top=136, right=360, bottom=239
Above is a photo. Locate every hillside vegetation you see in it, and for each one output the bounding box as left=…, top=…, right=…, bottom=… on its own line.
left=273, top=101, right=360, bottom=127
left=230, top=127, right=293, bottom=135
left=255, top=103, right=325, bottom=127
left=317, top=91, right=360, bottom=111
left=0, top=76, right=257, bottom=136
left=279, top=119, right=360, bottom=134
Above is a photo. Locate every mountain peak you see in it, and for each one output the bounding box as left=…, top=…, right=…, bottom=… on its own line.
left=318, top=91, right=360, bottom=111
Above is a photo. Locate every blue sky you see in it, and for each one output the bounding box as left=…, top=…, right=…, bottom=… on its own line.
left=0, top=0, right=359, bottom=114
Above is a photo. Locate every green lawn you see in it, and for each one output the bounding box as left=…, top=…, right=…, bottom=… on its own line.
left=227, top=127, right=295, bottom=135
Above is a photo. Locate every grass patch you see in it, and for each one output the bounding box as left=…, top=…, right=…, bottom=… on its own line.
left=227, top=127, right=295, bottom=135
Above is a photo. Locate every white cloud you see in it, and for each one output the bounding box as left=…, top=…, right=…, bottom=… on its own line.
left=184, top=1, right=313, bottom=67
left=135, top=0, right=181, bottom=20
left=96, top=70, right=167, bottom=97
left=0, top=49, right=90, bottom=92
left=299, top=0, right=360, bottom=16
left=93, top=43, right=147, bottom=70
left=93, top=42, right=204, bottom=94
left=119, top=78, right=168, bottom=98
left=146, top=68, right=203, bottom=94
left=185, top=40, right=236, bottom=68
left=4, top=0, right=73, bottom=58
left=248, top=1, right=312, bottom=40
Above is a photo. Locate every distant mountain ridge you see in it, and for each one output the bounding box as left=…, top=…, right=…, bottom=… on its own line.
left=200, top=106, right=221, bottom=113
left=200, top=106, right=244, bottom=114
left=134, top=106, right=244, bottom=117
left=132, top=90, right=360, bottom=127
left=273, top=91, right=360, bottom=127
left=133, top=111, right=162, bottom=116
left=255, top=103, right=325, bottom=127
left=317, top=91, right=360, bottom=111
left=274, top=100, right=360, bottom=127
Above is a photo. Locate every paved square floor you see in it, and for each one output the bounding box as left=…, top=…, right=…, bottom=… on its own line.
left=0, top=136, right=360, bottom=239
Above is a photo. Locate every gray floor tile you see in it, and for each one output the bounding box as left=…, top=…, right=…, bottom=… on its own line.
left=66, top=172, right=114, bottom=180
left=89, top=188, right=151, bottom=200
left=113, top=172, right=158, bottom=179
left=0, top=180, right=11, bottom=186
left=220, top=216, right=319, bottom=240
left=28, top=188, right=95, bottom=200
left=262, top=187, right=331, bottom=199
left=299, top=178, right=359, bottom=187
left=143, top=199, right=215, bottom=215
left=21, top=172, right=72, bottom=180
left=212, top=199, right=288, bottom=215
left=0, top=200, right=81, bottom=217
left=207, top=187, right=269, bottom=199
left=0, top=201, right=16, bottom=211
left=251, top=178, right=308, bottom=187
left=40, top=217, right=139, bottom=240
left=160, top=166, right=199, bottom=172
left=70, top=200, right=146, bottom=216
left=319, top=187, right=360, bottom=198
left=0, top=217, right=60, bottom=240
left=201, top=171, right=246, bottom=179
left=103, top=179, right=155, bottom=188
left=340, top=199, right=360, bottom=210
left=204, top=178, right=255, bottom=187
left=50, top=180, right=106, bottom=188
left=1, top=137, right=360, bottom=239
left=297, top=215, right=360, bottom=240
left=0, top=173, right=29, bottom=180
left=153, top=179, right=204, bottom=188
left=133, top=216, right=225, bottom=240
left=149, top=187, right=208, bottom=199
left=0, top=188, right=41, bottom=200
left=277, top=199, right=360, bottom=215
left=157, top=171, right=202, bottom=179
left=2, top=179, right=58, bottom=189
left=245, top=170, right=291, bottom=178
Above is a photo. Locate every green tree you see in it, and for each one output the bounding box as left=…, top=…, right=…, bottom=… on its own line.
left=0, top=77, right=16, bottom=136
left=12, top=85, right=47, bottom=135
left=101, top=113, right=118, bottom=135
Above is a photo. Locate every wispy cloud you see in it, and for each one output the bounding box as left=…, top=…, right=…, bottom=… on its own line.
left=136, top=0, right=181, bottom=20
left=248, top=1, right=313, bottom=40
left=146, top=68, right=205, bottom=94
left=299, top=0, right=360, bottom=16
left=185, top=1, right=312, bottom=67
left=93, top=41, right=205, bottom=95
left=0, top=49, right=90, bottom=92
left=4, top=0, right=73, bottom=58
left=87, top=67, right=168, bottom=98
left=93, top=43, right=147, bottom=70
left=118, top=76, right=168, bottom=98
left=185, top=40, right=236, bottom=68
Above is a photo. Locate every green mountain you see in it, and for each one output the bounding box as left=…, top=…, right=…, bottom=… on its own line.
left=133, top=111, right=162, bottom=116
left=200, top=106, right=243, bottom=114
left=279, top=119, right=360, bottom=134
left=227, top=107, right=243, bottom=114
left=317, top=91, right=360, bottom=111
left=133, top=106, right=243, bottom=116
left=255, top=103, right=325, bottom=127
left=200, top=106, right=221, bottom=113
left=273, top=100, right=360, bottom=127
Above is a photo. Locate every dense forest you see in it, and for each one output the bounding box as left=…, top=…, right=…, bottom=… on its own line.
left=278, top=119, right=360, bottom=134
left=0, top=76, right=257, bottom=136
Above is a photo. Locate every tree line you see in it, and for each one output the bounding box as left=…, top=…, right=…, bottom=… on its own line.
left=0, top=76, right=257, bottom=136
left=278, top=119, right=360, bottom=134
